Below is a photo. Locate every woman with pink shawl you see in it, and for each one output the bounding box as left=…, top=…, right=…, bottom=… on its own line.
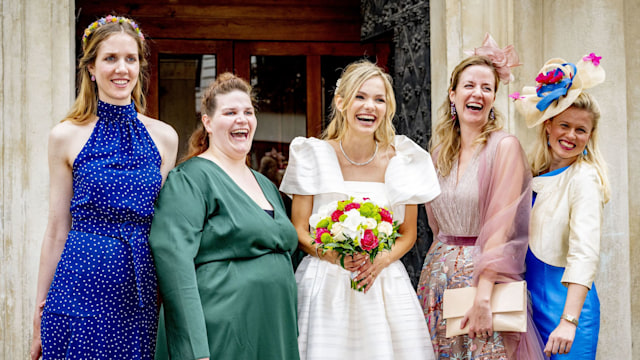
left=416, top=34, right=545, bottom=359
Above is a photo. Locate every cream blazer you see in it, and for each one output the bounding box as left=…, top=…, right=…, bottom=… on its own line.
left=529, top=161, right=604, bottom=289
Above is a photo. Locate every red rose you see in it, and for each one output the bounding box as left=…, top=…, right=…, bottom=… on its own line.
left=344, top=202, right=361, bottom=211
left=360, top=229, right=379, bottom=251
left=315, top=228, right=329, bottom=244
left=379, top=208, right=393, bottom=223
left=331, top=210, right=344, bottom=222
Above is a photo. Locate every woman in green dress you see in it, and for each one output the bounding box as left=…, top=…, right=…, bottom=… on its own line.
left=149, top=73, right=299, bottom=360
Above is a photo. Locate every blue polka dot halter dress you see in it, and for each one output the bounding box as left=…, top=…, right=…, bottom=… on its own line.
left=41, top=100, right=162, bottom=359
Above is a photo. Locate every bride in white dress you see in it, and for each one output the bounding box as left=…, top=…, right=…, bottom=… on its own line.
left=280, top=60, right=440, bottom=360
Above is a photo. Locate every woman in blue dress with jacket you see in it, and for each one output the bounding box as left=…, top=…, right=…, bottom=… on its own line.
left=514, top=53, right=609, bottom=359
left=30, top=16, right=178, bottom=360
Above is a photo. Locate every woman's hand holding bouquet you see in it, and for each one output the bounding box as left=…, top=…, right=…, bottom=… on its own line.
left=309, top=197, right=400, bottom=291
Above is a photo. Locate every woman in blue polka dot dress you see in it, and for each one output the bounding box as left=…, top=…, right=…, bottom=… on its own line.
left=30, top=16, right=178, bottom=360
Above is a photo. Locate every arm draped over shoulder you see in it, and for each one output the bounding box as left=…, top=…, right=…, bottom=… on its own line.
left=474, top=132, right=532, bottom=284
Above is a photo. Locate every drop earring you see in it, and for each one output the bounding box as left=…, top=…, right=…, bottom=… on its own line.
left=583, top=148, right=588, bottom=156
left=91, top=74, right=95, bottom=81
left=451, top=102, right=457, bottom=121
left=489, top=108, right=495, bottom=121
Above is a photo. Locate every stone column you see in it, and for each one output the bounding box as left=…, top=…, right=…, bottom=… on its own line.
left=431, top=0, right=633, bottom=358
left=623, top=0, right=640, bottom=359
left=0, top=0, right=74, bottom=358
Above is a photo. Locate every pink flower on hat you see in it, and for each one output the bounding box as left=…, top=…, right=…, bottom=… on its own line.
left=583, top=53, right=602, bottom=66
left=509, top=92, right=524, bottom=101
left=535, top=70, right=564, bottom=85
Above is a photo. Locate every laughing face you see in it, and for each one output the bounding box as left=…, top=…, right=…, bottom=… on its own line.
left=545, top=106, right=594, bottom=169
left=341, top=76, right=387, bottom=137
left=202, top=90, right=256, bottom=161
left=88, top=32, right=140, bottom=106
left=449, top=64, right=496, bottom=129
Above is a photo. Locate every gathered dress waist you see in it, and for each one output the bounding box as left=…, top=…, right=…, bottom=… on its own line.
left=438, top=234, right=477, bottom=246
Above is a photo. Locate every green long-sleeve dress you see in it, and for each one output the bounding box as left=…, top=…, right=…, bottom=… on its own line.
left=149, top=157, right=299, bottom=360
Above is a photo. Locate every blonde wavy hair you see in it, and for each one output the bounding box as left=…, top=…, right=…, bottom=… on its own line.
left=323, top=60, right=396, bottom=148
left=529, top=92, right=610, bottom=202
left=63, top=17, right=149, bottom=124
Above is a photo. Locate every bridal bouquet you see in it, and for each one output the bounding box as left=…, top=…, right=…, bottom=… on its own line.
left=309, top=197, right=400, bottom=290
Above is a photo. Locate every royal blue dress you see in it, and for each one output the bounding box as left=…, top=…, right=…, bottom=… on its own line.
left=526, top=166, right=600, bottom=359
left=41, top=100, right=162, bottom=359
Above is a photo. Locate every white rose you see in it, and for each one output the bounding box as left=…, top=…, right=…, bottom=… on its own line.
left=318, top=202, right=338, bottom=218
left=364, top=218, right=378, bottom=229
left=330, top=222, right=347, bottom=241
left=377, top=221, right=393, bottom=237
left=342, top=209, right=366, bottom=239
left=309, top=213, right=322, bottom=228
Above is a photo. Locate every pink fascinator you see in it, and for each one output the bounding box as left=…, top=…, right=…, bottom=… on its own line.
left=465, top=33, right=522, bottom=84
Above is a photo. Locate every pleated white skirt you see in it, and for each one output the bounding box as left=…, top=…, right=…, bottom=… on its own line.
left=296, top=256, right=435, bottom=360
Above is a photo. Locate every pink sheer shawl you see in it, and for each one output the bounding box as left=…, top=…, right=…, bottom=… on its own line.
left=475, top=132, right=545, bottom=359
left=428, top=131, right=545, bottom=359
left=474, top=131, right=530, bottom=284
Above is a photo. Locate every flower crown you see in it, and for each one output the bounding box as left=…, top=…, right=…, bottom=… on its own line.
left=464, top=33, right=521, bottom=84
left=82, top=15, right=144, bottom=47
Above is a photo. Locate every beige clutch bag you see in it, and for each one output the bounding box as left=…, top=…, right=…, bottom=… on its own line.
left=442, top=280, right=527, bottom=338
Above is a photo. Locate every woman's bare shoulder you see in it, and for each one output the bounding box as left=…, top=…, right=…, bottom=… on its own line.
left=49, top=118, right=96, bottom=141
left=138, top=114, right=178, bottom=145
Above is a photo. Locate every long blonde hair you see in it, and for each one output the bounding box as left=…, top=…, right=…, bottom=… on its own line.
left=430, top=56, right=503, bottom=176
left=530, top=92, right=610, bottom=202
left=323, top=60, right=396, bottom=148
left=64, top=17, right=149, bottom=124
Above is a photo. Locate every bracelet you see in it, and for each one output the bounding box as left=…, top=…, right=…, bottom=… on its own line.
left=561, top=313, right=579, bottom=326
left=315, top=246, right=322, bottom=259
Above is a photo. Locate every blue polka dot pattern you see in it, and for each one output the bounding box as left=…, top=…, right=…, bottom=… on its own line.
left=41, top=100, right=162, bottom=359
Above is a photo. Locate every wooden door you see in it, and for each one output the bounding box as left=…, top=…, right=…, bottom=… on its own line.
left=148, top=40, right=389, bottom=168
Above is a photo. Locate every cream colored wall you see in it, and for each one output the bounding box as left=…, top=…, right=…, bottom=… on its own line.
left=431, top=0, right=634, bottom=358
left=0, top=0, right=74, bottom=358
left=624, top=0, right=640, bottom=358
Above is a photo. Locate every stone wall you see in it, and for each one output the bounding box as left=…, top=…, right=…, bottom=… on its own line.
left=624, top=0, right=640, bottom=358
left=0, top=0, right=74, bottom=358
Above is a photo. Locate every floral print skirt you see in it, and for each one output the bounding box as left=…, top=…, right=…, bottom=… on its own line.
left=417, top=241, right=508, bottom=359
